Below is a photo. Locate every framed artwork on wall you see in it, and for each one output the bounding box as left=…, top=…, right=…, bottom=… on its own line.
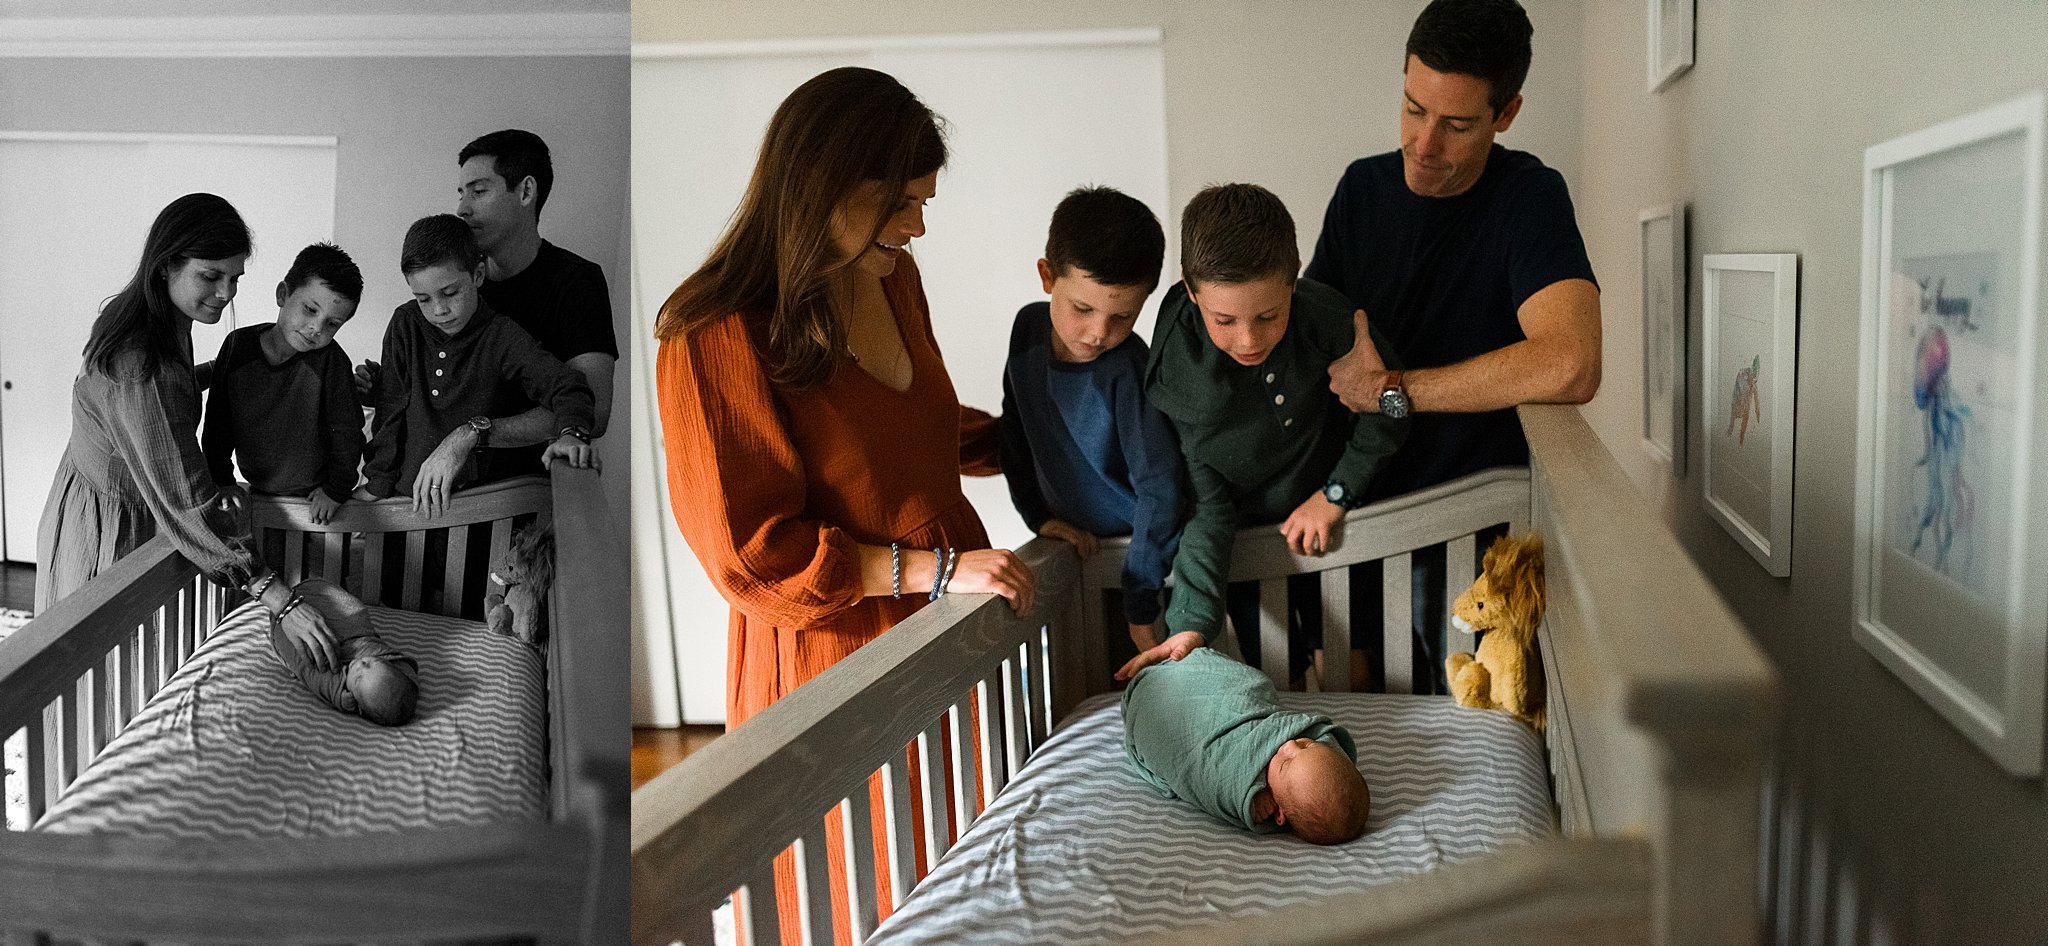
left=1701, top=253, right=1798, bottom=577
left=1640, top=203, right=1688, bottom=470
left=1647, top=0, right=1694, bottom=92
left=1852, top=91, right=2046, bottom=777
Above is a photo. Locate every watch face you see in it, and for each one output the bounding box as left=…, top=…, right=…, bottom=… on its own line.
left=1323, top=482, right=1346, bottom=504
left=1379, top=389, right=1410, bottom=419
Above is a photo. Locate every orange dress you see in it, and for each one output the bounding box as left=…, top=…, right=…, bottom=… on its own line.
left=657, top=255, right=997, bottom=942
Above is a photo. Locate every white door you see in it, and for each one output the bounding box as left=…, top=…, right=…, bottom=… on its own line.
left=0, top=133, right=338, bottom=563
left=631, top=31, right=1170, bottom=725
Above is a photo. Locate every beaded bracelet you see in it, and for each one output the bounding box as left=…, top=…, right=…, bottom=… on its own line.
left=248, top=571, right=277, bottom=603
left=928, top=547, right=945, bottom=601
left=890, top=542, right=902, bottom=599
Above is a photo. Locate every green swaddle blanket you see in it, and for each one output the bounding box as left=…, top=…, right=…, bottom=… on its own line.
left=1121, top=647, right=1356, bottom=831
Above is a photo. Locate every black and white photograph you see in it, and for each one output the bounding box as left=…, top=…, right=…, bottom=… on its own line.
left=0, top=3, right=630, bottom=941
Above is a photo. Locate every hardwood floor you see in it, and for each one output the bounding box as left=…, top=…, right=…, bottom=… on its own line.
left=0, top=561, right=34, bottom=613
left=632, top=725, right=724, bottom=790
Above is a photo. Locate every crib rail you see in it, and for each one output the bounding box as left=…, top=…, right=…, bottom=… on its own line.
left=1073, top=466, right=1528, bottom=701
left=631, top=539, right=1081, bottom=945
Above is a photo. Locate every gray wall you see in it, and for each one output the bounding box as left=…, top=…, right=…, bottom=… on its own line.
left=0, top=52, right=634, bottom=550
left=635, top=0, right=1585, bottom=269
left=1571, top=2, right=2048, bottom=943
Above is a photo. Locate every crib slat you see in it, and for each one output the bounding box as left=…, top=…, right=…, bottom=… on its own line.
left=114, top=632, right=137, bottom=733
left=401, top=530, right=427, bottom=611
left=322, top=531, right=346, bottom=584
left=944, top=703, right=973, bottom=835
left=1383, top=551, right=1414, bottom=694
left=26, top=712, right=49, bottom=823
left=1027, top=630, right=1052, bottom=751
left=58, top=685, right=80, bottom=790
left=1320, top=568, right=1352, bottom=693
left=792, top=819, right=835, bottom=946
left=283, top=529, right=305, bottom=585
left=489, top=518, right=514, bottom=591
left=142, top=611, right=162, bottom=706
left=90, top=655, right=113, bottom=758
left=443, top=523, right=471, bottom=617
left=363, top=531, right=386, bottom=606
left=839, top=792, right=880, bottom=941
left=975, top=679, right=1005, bottom=806
left=737, top=870, right=779, bottom=946
left=1258, top=577, right=1289, bottom=690
left=916, top=724, right=954, bottom=865
left=1000, top=657, right=1027, bottom=776
left=1446, top=533, right=1478, bottom=656
left=881, top=754, right=917, bottom=910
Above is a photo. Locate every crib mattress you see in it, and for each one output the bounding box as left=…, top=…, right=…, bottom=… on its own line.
left=33, top=599, right=548, bottom=839
left=868, top=691, right=1556, bottom=946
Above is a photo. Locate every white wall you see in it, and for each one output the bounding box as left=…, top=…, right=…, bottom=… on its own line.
left=1571, top=2, right=2048, bottom=943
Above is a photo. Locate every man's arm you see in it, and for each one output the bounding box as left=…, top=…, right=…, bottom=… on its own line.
left=1330, top=278, right=1600, bottom=414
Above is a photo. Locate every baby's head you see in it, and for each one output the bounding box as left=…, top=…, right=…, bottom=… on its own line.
left=1179, top=183, right=1300, bottom=368
left=342, top=653, right=419, bottom=727
left=1264, top=735, right=1371, bottom=845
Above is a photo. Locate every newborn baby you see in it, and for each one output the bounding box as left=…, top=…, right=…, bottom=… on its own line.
left=1118, top=631, right=1371, bottom=844
left=266, top=579, right=419, bottom=726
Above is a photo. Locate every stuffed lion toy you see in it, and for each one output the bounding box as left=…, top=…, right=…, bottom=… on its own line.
left=1445, top=533, right=1545, bottom=730
left=486, top=513, right=555, bottom=649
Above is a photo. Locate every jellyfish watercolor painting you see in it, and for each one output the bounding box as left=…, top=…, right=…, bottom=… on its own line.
left=1909, top=325, right=1975, bottom=572
left=1727, top=355, right=1761, bottom=444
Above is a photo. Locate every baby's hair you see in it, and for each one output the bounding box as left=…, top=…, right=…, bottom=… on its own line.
left=1180, top=182, right=1299, bottom=289
left=283, top=242, right=364, bottom=304
left=400, top=214, right=484, bottom=277
left=1045, top=185, right=1165, bottom=291
left=1285, top=748, right=1372, bottom=845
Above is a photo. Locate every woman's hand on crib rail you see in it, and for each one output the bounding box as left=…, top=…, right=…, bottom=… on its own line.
left=947, top=549, right=1036, bottom=616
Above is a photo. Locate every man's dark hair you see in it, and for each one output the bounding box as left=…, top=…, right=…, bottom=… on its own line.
left=1180, top=183, right=1298, bottom=288
left=1406, top=0, right=1535, bottom=117
left=282, top=242, right=364, bottom=303
left=459, top=129, right=554, bottom=218
left=400, top=214, right=484, bottom=276
left=1045, top=186, right=1166, bottom=291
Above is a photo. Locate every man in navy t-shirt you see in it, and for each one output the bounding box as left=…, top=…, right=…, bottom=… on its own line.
left=1309, top=0, right=1599, bottom=501
left=1306, top=0, right=1599, bottom=688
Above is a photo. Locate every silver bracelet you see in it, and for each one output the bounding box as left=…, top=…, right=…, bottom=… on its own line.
left=891, top=542, right=902, bottom=599
left=248, top=571, right=277, bottom=603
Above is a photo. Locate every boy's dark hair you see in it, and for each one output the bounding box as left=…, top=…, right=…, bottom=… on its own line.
left=283, top=242, right=364, bottom=304
left=1406, top=0, right=1534, bottom=117
left=459, top=129, right=554, bottom=218
left=400, top=215, right=484, bottom=276
left=1045, top=186, right=1165, bottom=290
left=1180, top=183, right=1298, bottom=288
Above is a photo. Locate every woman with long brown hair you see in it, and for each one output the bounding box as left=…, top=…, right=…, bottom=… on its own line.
left=654, top=67, right=1034, bottom=941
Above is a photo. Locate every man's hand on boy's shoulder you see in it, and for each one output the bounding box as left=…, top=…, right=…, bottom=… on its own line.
left=1327, top=309, right=1391, bottom=413
left=353, top=359, right=381, bottom=407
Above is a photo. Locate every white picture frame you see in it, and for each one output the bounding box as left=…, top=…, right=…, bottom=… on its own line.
left=1852, top=91, right=2047, bottom=777
left=1640, top=203, right=1688, bottom=470
left=1701, top=253, right=1798, bottom=577
left=1647, top=0, right=1694, bottom=92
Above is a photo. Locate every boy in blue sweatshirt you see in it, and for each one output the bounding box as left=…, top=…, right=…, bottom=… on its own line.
left=1000, top=186, right=1184, bottom=654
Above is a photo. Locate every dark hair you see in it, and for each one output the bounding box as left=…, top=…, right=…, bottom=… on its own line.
left=1406, top=0, right=1535, bottom=117
left=1045, top=186, right=1165, bottom=291
left=282, top=242, right=364, bottom=304
left=400, top=214, right=484, bottom=276
left=459, top=129, right=554, bottom=218
left=654, top=66, right=947, bottom=389
left=83, top=193, right=252, bottom=380
left=1180, top=183, right=1298, bottom=288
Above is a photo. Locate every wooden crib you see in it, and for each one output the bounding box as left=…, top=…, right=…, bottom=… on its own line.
left=0, top=463, right=626, bottom=944
left=631, top=405, right=1780, bottom=946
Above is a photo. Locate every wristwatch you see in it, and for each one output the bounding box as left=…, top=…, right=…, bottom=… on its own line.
left=1322, top=480, right=1368, bottom=510
left=560, top=425, right=592, bottom=445
left=1377, top=371, right=1412, bottom=419
left=468, top=415, right=493, bottom=448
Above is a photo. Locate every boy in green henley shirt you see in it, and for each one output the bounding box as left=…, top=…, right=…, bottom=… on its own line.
left=1145, top=184, right=1408, bottom=675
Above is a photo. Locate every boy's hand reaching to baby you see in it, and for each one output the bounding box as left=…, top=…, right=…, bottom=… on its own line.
left=1282, top=493, right=1345, bottom=556
left=1038, top=519, right=1099, bottom=559
left=1115, top=630, right=1206, bottom=681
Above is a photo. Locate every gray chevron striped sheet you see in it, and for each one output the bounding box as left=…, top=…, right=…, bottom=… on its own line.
left=33, top=600, right=547, bottom=839
left=868, top=691, right=1555, bottom=946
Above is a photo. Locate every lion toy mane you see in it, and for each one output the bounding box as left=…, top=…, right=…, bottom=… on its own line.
left=1445, top=533, right=1545, bottom=730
